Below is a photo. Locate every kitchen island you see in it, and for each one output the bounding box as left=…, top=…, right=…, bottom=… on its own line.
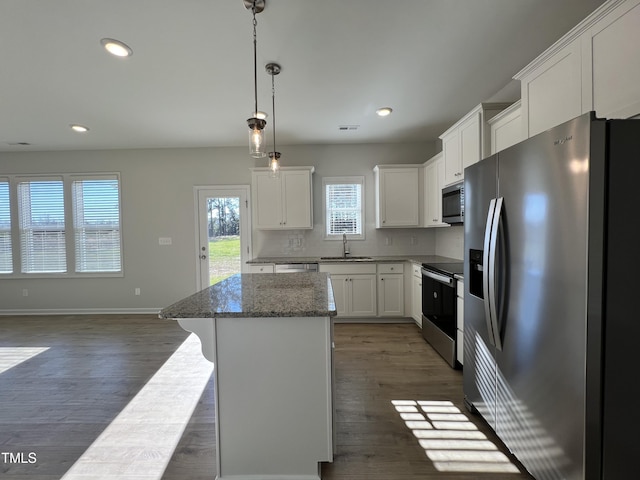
left=160, top=272, right=337, bottom=480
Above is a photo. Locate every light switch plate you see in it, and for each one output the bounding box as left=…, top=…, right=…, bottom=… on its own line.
left=159, top=237, right=172, bottom=246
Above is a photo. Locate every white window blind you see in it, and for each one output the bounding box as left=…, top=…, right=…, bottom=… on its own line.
left=0, top=180, right=13, bottom=273
left=325, top=179, right=364, bottom=237
left=18, top=179, right=67, bottom=273
left=72, top=177, right=122, bottom=273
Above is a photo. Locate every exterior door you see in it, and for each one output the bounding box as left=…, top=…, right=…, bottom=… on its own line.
left=196, top=186, right=251, bottom=290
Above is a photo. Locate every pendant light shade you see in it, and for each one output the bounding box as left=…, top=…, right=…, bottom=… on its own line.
left=248, top=118, right=266, bottom=158
left=266, top=62, right=281, bottom=177
left=245, top=0, right=267, bottom=158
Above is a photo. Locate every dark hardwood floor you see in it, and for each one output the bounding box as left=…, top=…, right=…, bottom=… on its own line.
left=0, top=315, right=532, bottom=479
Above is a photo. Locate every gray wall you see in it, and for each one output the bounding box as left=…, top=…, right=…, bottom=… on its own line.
left=0, top=141, right=457, bottom=314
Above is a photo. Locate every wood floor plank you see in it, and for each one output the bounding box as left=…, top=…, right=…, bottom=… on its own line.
left=0, top=316, right=533, bottom=479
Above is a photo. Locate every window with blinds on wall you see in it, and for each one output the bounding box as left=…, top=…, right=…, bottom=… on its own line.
left=0, top=180, right=12, bottom=273
left=1, top=173, right=122, bottom=277
left=17, top=178, right=67, bottom=273
left=72, top=176, right=121, bottom=273
left=324, top=177, right=365, bottom=239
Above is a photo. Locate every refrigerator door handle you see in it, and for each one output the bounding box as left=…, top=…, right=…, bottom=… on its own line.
left=488, top=197, right=504, bottom=350
left=482, top=198, right=497, bottom=346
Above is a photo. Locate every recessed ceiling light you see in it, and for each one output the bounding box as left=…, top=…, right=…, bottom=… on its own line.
left=100, top=38, right=133, bottom=57
left=70, top=124, right=89, bottom=133
left=376, top=107, right=393, bottom=117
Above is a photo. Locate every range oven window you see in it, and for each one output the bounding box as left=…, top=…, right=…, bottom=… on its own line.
left=421, top=269, right=456, bottom=338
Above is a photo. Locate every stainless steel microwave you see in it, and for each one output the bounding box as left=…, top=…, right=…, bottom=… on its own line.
left=442, top=182, right=464, bottom=225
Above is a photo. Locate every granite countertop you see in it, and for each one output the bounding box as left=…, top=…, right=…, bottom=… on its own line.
left=159, top=272, right=337, bottom=319
left=247, top=254, right=461, bottom=265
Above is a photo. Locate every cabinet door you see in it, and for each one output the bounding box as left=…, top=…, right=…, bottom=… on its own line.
left=490, top=103, right=523, bottom=154
left=459, top=112, right=481, bottom=172
left=349, top=274, right=377, bottom=317
left=329, top=274, right=348, bottom=317
left=378, top=274, right=404, bottom=317
left=523, top=38, right=583, bottom=137
left=442, top=131, right=461, bottom=186
left=412, top=274, right=422, bottom=325
left=282, top=170, right=313, bottom=229
left=424, top=159, right=445, bottom=226
left=253, top=173, right=283, bottom=229
left=591, top=1, right=640, bottom=119
left=377, top=168, right=419, bottom=227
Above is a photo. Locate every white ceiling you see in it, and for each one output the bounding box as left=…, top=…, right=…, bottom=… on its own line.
left=1, top=0, right=605, bottom=152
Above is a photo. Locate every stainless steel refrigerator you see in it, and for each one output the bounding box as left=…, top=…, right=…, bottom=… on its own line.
left=463, top=112, right=640, bottom=480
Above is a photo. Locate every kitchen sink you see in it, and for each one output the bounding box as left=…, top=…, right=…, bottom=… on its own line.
left=320, top=256, right=373, bottom=261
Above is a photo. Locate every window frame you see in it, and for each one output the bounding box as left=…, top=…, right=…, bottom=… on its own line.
left=1, top=173, right=124, bottom=279
left=0, top=177, right=13, bottom=274
left=323, top=176, right=365, bottom=241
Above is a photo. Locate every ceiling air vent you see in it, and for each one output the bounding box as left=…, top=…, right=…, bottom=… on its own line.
left=338, top=125, right=359, bottom=131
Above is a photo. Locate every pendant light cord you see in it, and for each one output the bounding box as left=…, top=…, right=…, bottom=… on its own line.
left=252, top=4, right=258, bottom=116
left=271, top=70, right=276, bottom=152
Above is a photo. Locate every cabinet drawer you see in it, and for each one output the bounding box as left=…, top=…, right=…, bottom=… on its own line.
left=456, top=279, right=464, bottom=297
left=319, top=263, right=376, bottom=275
left=411, top=263, right=421, bottom=277
left=377, top=263, right=404, bottom=274
left=248, top=264, right=275, bottom=273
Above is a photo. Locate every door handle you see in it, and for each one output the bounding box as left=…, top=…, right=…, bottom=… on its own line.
left=483, top=197, right=504, bottom=350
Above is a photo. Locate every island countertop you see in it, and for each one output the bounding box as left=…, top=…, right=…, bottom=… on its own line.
left=159, top=272, right=337, bottom=319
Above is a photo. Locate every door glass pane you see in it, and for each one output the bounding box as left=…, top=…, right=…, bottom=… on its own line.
left=206, top=196, right=241, bottom=285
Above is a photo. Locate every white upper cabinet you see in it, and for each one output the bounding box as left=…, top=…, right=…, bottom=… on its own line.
left=517, top=37, right=584, bottom=137
left=423, top=153, right=447, bottom=227
left=439, top=103, right=510, bottom=186
left=489, top=100, right=524, bottom=154
left=591, top=0, right=640, bottom=119
left=515, top=0, right=640, bottom=136
left=373, top=165, right=420, bottom=228
left=252, top=166, right=314, bottom=230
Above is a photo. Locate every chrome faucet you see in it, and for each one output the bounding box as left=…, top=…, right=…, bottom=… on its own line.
left=342, top=232, right=350, bottom=258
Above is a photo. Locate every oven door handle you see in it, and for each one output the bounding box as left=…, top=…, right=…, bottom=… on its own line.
left=421, top=268, right=453, bottom=285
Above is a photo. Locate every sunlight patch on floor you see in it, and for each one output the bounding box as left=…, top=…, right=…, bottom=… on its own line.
left=61, top=334, right=214, bottom=479
left=0, top=347, right=50, bottom=374
left=392, top=399, right=520, bottom=473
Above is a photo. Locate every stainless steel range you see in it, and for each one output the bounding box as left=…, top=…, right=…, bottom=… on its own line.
left=420, top=262, right=463, bottom=368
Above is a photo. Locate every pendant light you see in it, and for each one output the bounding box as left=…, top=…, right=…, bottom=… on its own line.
left=266, top=62, right=281, bottom=178
left=244, top=0, right=266, bottom=158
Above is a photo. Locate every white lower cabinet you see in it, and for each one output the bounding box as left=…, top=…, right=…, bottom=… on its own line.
left=377, top=263, right=404, bottom=317
left=320, top=264, right=377, bottom=318
left=456, top=279, right=464, bottom=366
left=247, top=264, right=275, bottom=273
left=411, top=263, right=422, bottom=326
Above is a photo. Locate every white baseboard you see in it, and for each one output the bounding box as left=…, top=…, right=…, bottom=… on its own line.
left=333, top=317, right=413, bottom=324
left=0, top=308, right=162, bottom=316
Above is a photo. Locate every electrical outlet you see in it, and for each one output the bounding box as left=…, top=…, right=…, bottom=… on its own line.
left=135, top=288, right=141, bottom=296
left=22, top=289, right=29, bottom=297
left=385, top=236, right=392, bottom=246
left=158, top=237, right=172, bottom=246
left=410, top=236, right=416, bottom=246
